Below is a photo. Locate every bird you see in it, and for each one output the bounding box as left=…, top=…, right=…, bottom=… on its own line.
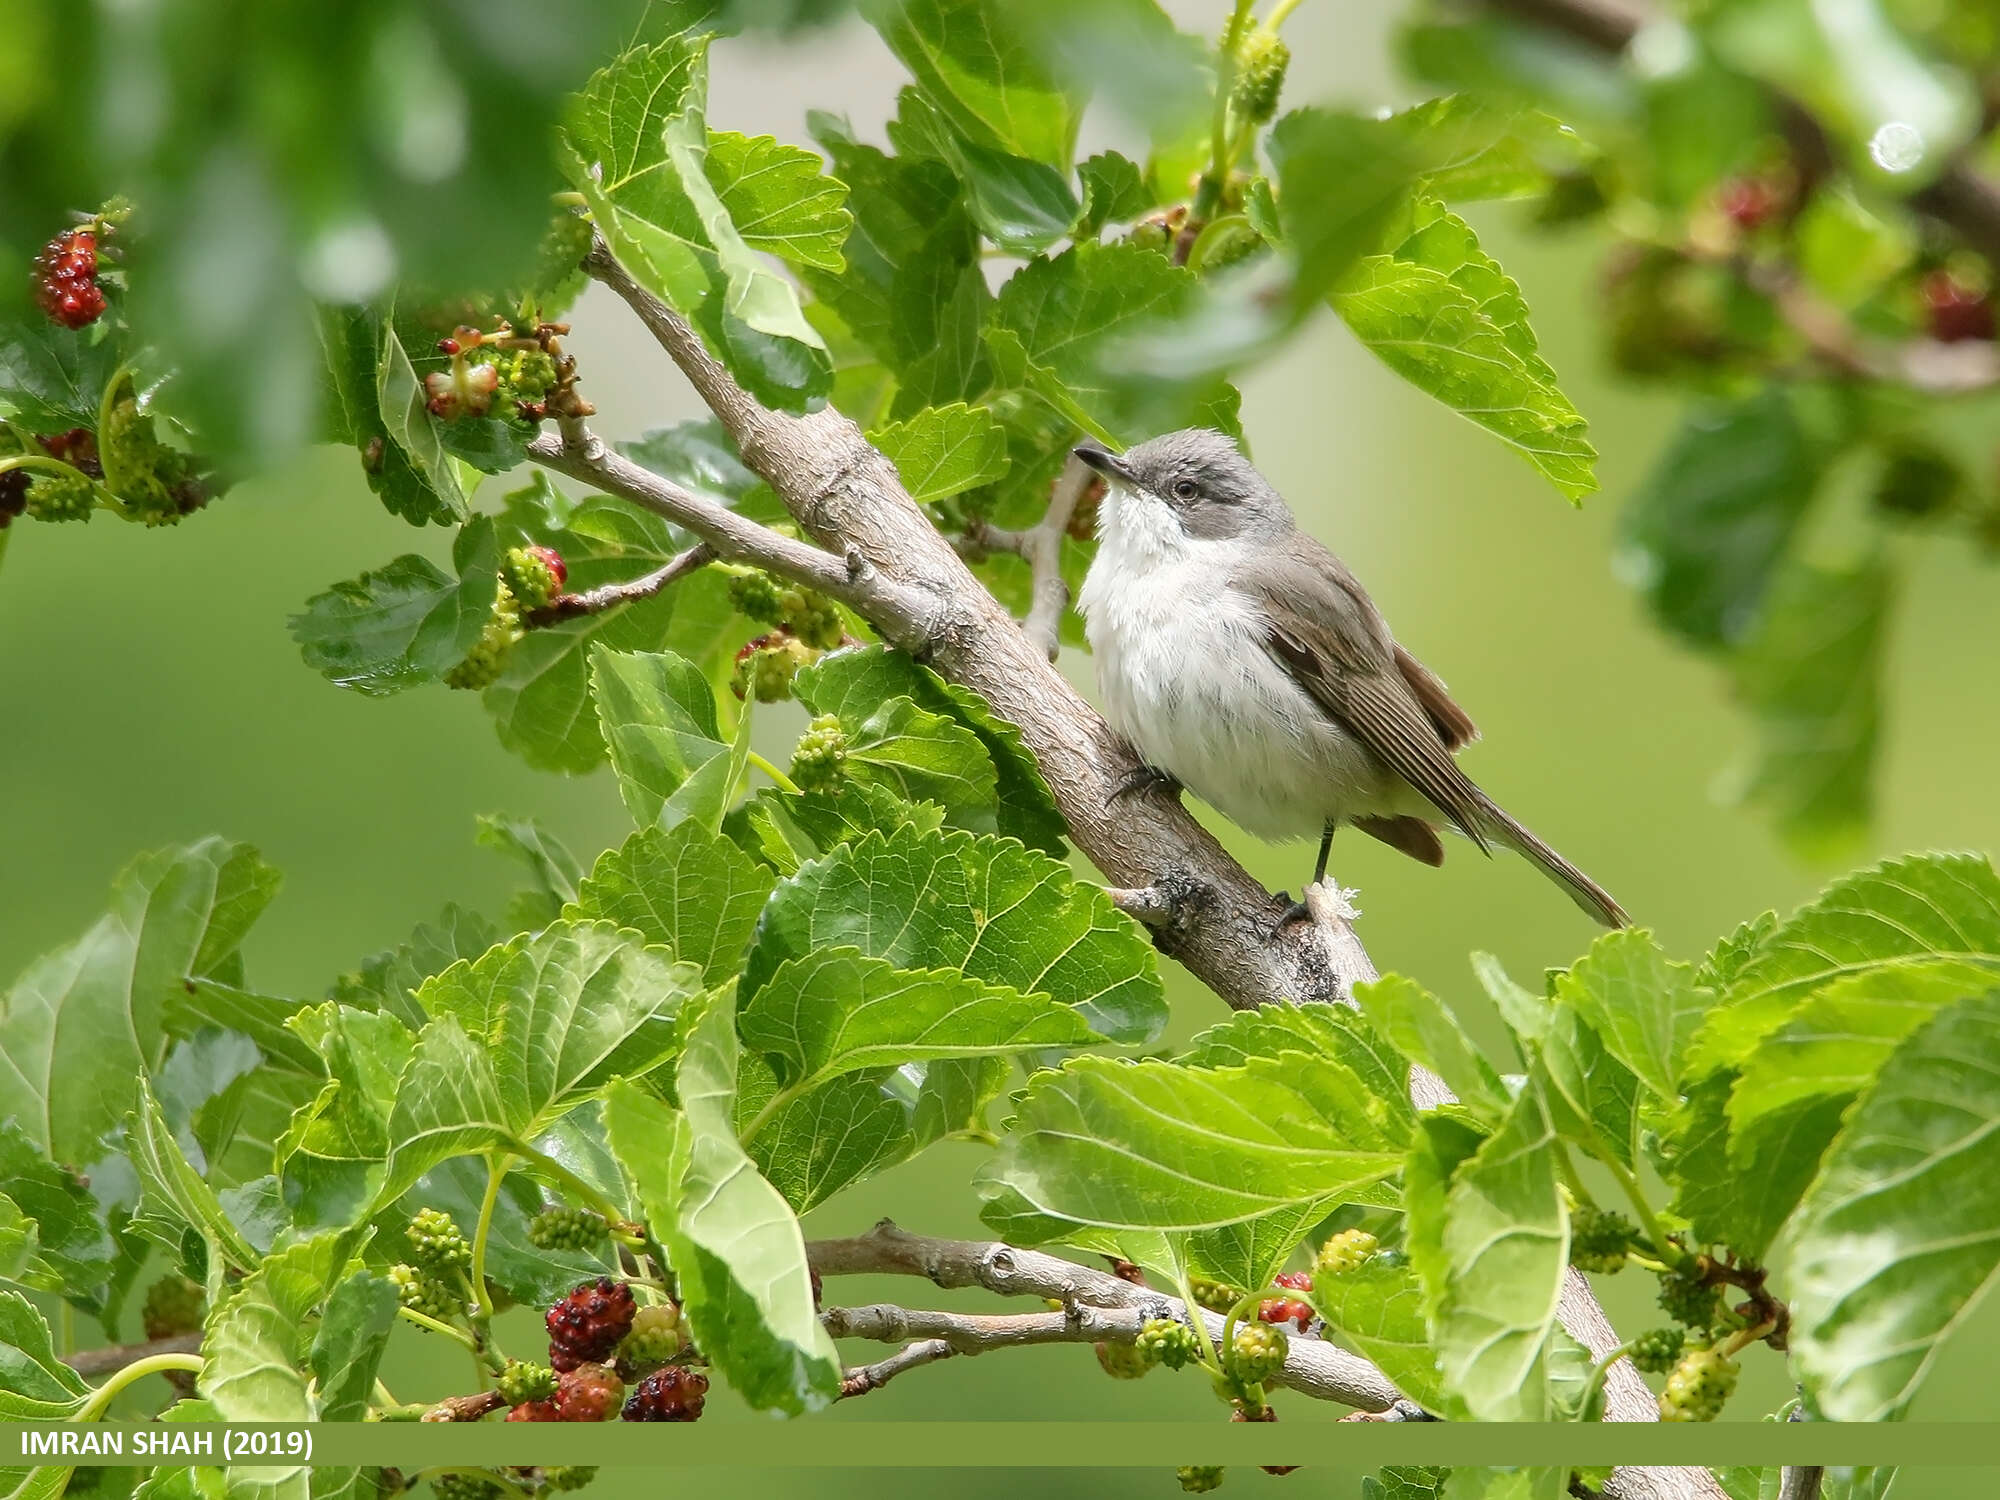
left=1072, top=427, right=1628, bottom=930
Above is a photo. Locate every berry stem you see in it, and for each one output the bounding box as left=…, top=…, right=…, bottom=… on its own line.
left=1576, top=1337, right=1640, bottom=1419
left=70, top=1353, right=206, bottom=1422
left=94, top=365, right=138, bottom=502
left=1598, top=1154, right=1683, bottom=1268
left=471, top=1154, right=509, bottom=1324
left=1718, top=1316, right=1778, bottom=1359
left=1265, top=0, right=1306, bottom=28
left=514, top=1144, right=630, bottom=1233
left=1174, top=1268, right=1227, bottom=1380
left=0, top=453, right=118, bottom=513
left=397, top=1306, right=482, bottom=1352
left=746, top=749, right=802, bottom=796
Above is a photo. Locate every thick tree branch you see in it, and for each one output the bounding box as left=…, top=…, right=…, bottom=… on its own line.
left=61, top=1333, right=200, bottom=1376
left=523, top=543, right=714, bottom=627
left=1485, top=0, right=2000, bottom=268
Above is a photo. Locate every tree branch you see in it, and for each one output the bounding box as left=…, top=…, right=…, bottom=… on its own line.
left=1484, top=0, right=2000, bottom=268
left=61, top=1333, right=200, bottom=1377
left=1779, top=1469, right=1824, bottom=1500
left=960, top=456, right=1094, bottom=660
left=523, top=543, right=714, bottom=627
left=839, top=1339, right=957, bottom=1398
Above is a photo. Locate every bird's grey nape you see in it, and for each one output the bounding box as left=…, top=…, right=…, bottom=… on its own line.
left=1111, top=427, right=1296, bottom=542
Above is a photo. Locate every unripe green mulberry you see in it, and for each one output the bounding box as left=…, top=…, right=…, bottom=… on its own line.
left=1568, top=1205, right=1637, bottom=1275
left=499, top=1360, right=559, bottom=1406
left=1178, top=1466, right=1225, bottom=1493
left=1314, top=1228, right=1378, bottom=1276
left=528, top=1205, right=607, bottom=1252
left=408, top=1207, right=473, bottom=1276
left=25, top=471, right=96, bottom=523
left=502, top=545, right=564, bottom=613
left=1656, top=1263, right=1721, bottom=1332
left=790, top=714, right=849, bottom=794
left=390, top=1263, right=461, bottom=1324
left=1136, top=1317, right=1202, bottom=1371
left=1095, top=1339, right=1152, bottom=1379
left=617, top=1303, right=686, bottom=1373
left=431, top=1474, right=502, bottom=1500
left=1232, top=25, right=1290, bottom=124
left=141, top=1275, right=206, bottom=1341
left=1629, top=1326, right=1686, bottom=1376
left=102, top=398, right=201, bottom=525
left=1195, top=223, right=1265, bottom=276
left=730, top=632, right=815, bottom=703
left=727, top=569, right=786, bottom=625
left=778, top=585, right=844, bottom=650
left=541, top=1469, right=597, bottom=1493
left=445, top=581, right=523, bottom=690
left=1226, top=1320, right=1287, bottom=1386
left=1658, top=1346, right=1738, bottom=1422
left=1188, top=1275, right=1243, bottom=1312
left=493, top=347, right=560, bottom=414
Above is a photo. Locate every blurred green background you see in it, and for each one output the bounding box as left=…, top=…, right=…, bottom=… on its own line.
left=5, top=0, right=1998, bottom=1488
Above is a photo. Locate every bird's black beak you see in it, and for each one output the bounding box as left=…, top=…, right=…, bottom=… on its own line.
left=1073, top=443, right=1130, bottom=481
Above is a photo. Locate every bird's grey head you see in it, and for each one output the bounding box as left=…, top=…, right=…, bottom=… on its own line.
left=1074, top=428, right=1294, bottom=543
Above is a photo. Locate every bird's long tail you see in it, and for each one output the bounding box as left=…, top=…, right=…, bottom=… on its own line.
left=1478, top=804, right=1629, bottom=928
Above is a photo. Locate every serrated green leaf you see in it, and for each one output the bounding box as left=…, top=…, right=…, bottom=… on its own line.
left=0, top=1122, right=114, bottom=1301
left=0, top=839, right=279, bottom=1167
left=128, top=1076, right=260, bottom=1271
left=590, top=645, right=741, bottom=829
left=747, top=1070, right=917, bottom=1214
left=740, top=946, right=1098, bottom=1098
left=0, top=1290, right=89, bottom=1420
left=841, top=695, right=999, bottom=811
left=331, top=905, right=498, bottom=1031
left=308, top=1272, right=397, bottom=1422
left=1662, top=1069, right=1844, bottom=1259
left=705, top=131, right=852, bottom=271
left=375, top=1015, right=514, bottom=1208
left=200, top=1267, right=317, bottom=1423
left=0, top=316, right=123, bottom=434
left=1536, top=994, right=1641, bottom=1172
left=1354, top=974, right=1510, bottom=1124
left=1731, top=554, right=1891, bottom=861
left=987, top=1052, right=1405, bottom=1232
left=165, top=982, right=321, bottom=1074
left=606, top=1031, right=840, bottom=1412
left=1176, top=1003, right=1415, bottom=1136
left=1388, top=96, right=1580, bottom=203
left=869, top=402, right=1010, bottom=504
left=1308, top=1252, right=1447, bottom=1412
left=569, top=821, right=776, bottom=984
left=889, top=86, right=1079, bottom=255
left=730, top=781, right=950, bottom=876
left=862, top=0, right=1083, bottom=168
left=1077, top=150, right=1152, bottom=235
left=1331, top=199, right=1596, bottom=500
left=415, top=920, right=698, bottom=1141
left=1553, top=928, right=1706, bottom=1103
left=1409, top=1078, right=1567, bottom=1420
left=1786, top=987, right=2000, bottom=1419
left=742, top=823, right=1161, bottom=1042
left=316, top=306, right=458, bottom=528
left=375, top=309, right=470, bottom=523
left=476, top=813, right=586, bottom=930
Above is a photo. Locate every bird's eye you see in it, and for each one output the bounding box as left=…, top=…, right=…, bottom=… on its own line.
left=1172, top=478, right=1200, bottom=501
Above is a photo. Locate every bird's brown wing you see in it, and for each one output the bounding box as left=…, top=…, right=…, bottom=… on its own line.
left=1239, top=546, right=1493, bottom=851
left=1394, top=644, right=1479, bottom=751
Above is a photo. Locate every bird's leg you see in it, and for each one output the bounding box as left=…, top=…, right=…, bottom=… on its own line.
left=1109, top=761, right=1182, bottom=804
left=1270, top=821, right=1337, bottom=938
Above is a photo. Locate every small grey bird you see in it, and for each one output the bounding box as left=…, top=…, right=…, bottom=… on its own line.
left=1074, top=428, right=1628, bottom=929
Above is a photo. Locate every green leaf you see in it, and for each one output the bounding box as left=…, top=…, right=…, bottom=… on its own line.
left=1617, top=391, right=1826, bottom=648
left=1176, top=1003, right=1415, bottom=1134
left=888, top=87, right=1080, bottom=256
left=308, top=1272, right=397, bottom=1423
left=1684, top=853, right=2000, bottom=1079
left=289, top=518, right=500, bottom=695
left=1388, top=96, right=1579, bottom=203
left=331, top=904, right=499, bottom=1030
left=166, top=982, right=321, bottom=1074
left=1552, top=928, right=1706, bottom=1103
left=1308, top=1253, right=1446, bottom=1412
left=868, top=402, right=1011, bottom=504
left=745, top=1070, right=918, bottom=1213
left=840, top=696, right=999, bottom=812
left=862, top=0, right=1083, bottom=168
left=1662, top=1069, right=1845, bottom=1259
left=590, top=644, right=745, bottom=829
left=375, top=1014, right=514, bottom=1208
left=740, top=946, right=1098, bottom=1096
left=201, top=1264, right=319, bottom=1422
left=0, top=1122, right=115, bottom=1299
left=0, top=838, right=279, bottom=1165
left=1331, top=198, right=1596, bottom=501
left=1077, top=150, right=1152, bottom=235
left=0, top=1291, right=89, bottom=1420
left=1536, top=994, right=1642, bottom=1173
left=375, top=310, right=471, bottom=523
left=569, top=822, right=776, bottom=984
left=1353, top=974, right=1510, bottom=1123
left=704, top=131, right=851, bottom=272
left=415, top=920, right=698, bottom=1140
left=1409, top=1079, right=1567, bottom=1420
left=606, top=1024, right=840, bottom=1413
left=987, top=1052, right=1405, bottom=1232
left=1730, top=553, right=1891, bottom=860
left=792, top=645, right=1065, bottom=853
left=1786, top=988, right=2000, bottom=1419
left=1269, top=109, right=1438, bottom=310
left=0, top=318, right=122, bottom=434
left=128, top=1077, right=260, bottom=1271
left=731, top=781, right=949, bottom=876
left=741, top=823, right=1162, bottom=1042
left=316, top=306, right=458, bottom=528
left=476, top=813, right=586, bottom=930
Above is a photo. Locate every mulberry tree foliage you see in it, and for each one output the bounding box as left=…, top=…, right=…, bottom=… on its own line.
left=0, top=0, right=1992, bottom=1490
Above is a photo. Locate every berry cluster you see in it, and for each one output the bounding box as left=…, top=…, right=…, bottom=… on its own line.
left=34, top=226, right=107, bottom=330
left=730, top=631, right=816, bottom=703
left=499, top=1361, right=559, bottom=1407
left=1657, top=1345, right=1738, bottom=1422
left=540, top=1469, right=597, bottom=1492
left=528, top=1205, right=607, bottom=1252
left=1257, top=1271, right=1314, bottom=1332
left=1568, top=1205, right=1638, bottom=1275
left=617, top=1303, right=686, bottom=1375
left=424, top=323, right=569, bottom=424
left=1095, top=1339, right=1153, bottom=1380
left=547, top=1278, right=637, bottom=1372
left=1629, top=1326, right=1686, bottom=1376
left=790, top=714, right=849, bottom=794
left=1187, top=1275, right=1243, bottom=1312
left=1225, top=1320, right=1287, bottom=1387
left=1313, top=1229, right=1377, bottom=1276
left=553, top=1364, right=624, bottom=1422
left=503, top=545, right=568, bottom=613
left=408, top=1208, right=474, bottom=1277
left=444, top=580, right=524, bottom=691
left=724, top=569, right=846, bottom=702
left=622, top=1366, right=708, bottom=1421
left=100, top=399, right=205, bottom=525
left=140, top=1275, right=206, bottom=1341
left=1135, top=1317, right=1202, bottom=1371
left=1178, top=1467, right=1225, bottom=1493
left=390, top=1263, right=461, bottom=1324
left=1655, top=1261, right=1721, bottom=1333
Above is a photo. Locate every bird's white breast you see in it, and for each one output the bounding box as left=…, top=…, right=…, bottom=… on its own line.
left=1077, top=490, right=1400, bottom=841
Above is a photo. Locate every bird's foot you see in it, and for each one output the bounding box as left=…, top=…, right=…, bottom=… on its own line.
left=1109, top=762, right=1182, bottom=804
left=1267, top=894, right=1312, bottom=940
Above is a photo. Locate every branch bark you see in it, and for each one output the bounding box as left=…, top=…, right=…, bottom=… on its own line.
left=61, top=1333, right=200, bottom=1376
left=523, top=543, right=714, bottom=626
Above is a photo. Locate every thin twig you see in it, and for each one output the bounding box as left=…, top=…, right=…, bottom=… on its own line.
left=824, top=1300, right=1133, bottom=1353
left=1020, top=455, right=1091, bottom=660
left=524, top=544, right=716, bottom=627
left=839, top=1339, right=956, bottom=1398
left=62, top=1333, right=200, bottom=1377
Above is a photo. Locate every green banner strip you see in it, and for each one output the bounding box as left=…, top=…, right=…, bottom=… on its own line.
left=3, top=1423, right=1996, bottom=1468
